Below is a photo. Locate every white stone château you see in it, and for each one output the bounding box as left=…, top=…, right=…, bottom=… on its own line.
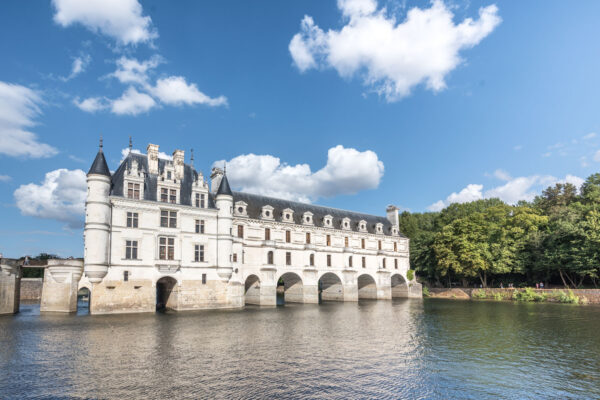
left=81, top=142, right=420, bottom=314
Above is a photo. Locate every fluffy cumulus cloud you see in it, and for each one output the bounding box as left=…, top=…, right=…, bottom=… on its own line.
left=0, top=175, right=11, bottom=182
left=214, top=145, right=384, bottom=202
left=0, top=81, right=58, bottom=158
left=121, top=147, right=172, bottom=161
left=76, top=56, right=227, bottom=115
left=289, top=0, right=501, bottom=101
left=428, top=172, right=585, bottom=211
left=52, top=0, right=157, bottom=45
left=14, top=168, right=87, bottom=228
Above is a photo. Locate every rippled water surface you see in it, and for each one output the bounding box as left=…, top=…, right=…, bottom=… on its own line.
left=1, top=299, right=600, bottom=399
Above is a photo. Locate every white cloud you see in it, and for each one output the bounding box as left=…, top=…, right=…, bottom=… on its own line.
left=152, top=76, right=228, bottom=107
left=14, top=168, right=87, bottom=228
left=111, top=86, right=156, bottom=115
left=52, top=0, right=157, bottom=45
left=73, top=96, right=109, bottom=113
left=61, top=54, right=91, bottom=81
left=121, top=147, right=172, bottom=161
left=289, top=0, right=501, bottom=101
left=583, top=132, right=596, bottom=140
left=0, top=81, right=58, bottom=158
left=513, top=144, right=523, bottom=151
left=213, top=145, right=384, bottom=202
left=493, top=169, right=511, bottom=181
left=594, top=150, right=600, bottom=162
left=427, top=173, right=585, bottom=211
left=109, top=55, right=163, bottom=85
left=0, top=175, right=11, bottom=182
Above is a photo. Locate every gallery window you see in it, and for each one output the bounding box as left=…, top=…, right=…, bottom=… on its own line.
left=361, top=238, right=366, bottom=249
left=286, top=252, right=291, bottom=266
left=306, top=232, right=311, bottom=244
left=327, top=254, right=331, bottom=267
left=126, top=212, right=138, bottom=228
left=125, top=240, right=137, bottom=259
left=344, top=237, right=349, bottom=247
left=285, top=230, right=291, bottom=243
left=362, top=257, right=366, bottom=268
left=265, top=228, right=271, bottom=241
left=267, top=251, right=274, bottom=265
left=238, top=225, right=244, bottom=238
left=159, top=237, right=175, bottom=260
left=160, top=210, right=177, bottom=228
left=195, top=219, right=205, bottom=234
left=310, top=253, right=315, bottom=266
left=326, top=235, right=331, bottom=246
left=349, top=256, right=353, bottom=267
left=194, top=244, right=204, bottom=262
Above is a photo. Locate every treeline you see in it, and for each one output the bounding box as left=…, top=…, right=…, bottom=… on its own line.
left=399, top=174, right=600, bottom=288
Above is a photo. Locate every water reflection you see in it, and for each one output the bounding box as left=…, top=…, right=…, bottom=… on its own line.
left=1, top=299, right=599, bottom=399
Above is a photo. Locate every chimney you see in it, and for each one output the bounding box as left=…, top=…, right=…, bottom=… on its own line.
left=386, top=205, right=399, bottom=227
left=210, top=167, right=223, bottom=194
left=147, top=143, right=159, bottom=175
left=173, top=149, right=185, bottom=180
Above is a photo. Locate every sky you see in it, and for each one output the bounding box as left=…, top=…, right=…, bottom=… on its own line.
left=1, top=0, right=600, bottom=258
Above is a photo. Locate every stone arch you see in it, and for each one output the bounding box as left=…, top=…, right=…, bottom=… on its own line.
left=156, top=276, right=178, bottom=311
left=357, top=273, right=378, bottom=299
left=244, top=274, right=262, bottom=305
left=318, top=272, right=344, bottom=302
left=277, top=272, right=304, bottom=304
left=391, top=274, right=409, bottom=298
left=77, top=286, right=91, bottom=313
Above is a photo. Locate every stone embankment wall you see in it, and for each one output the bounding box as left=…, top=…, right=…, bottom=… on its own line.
left=428, top=288, right=600, bottom=304
left=20, top=278, right=43, bottom=301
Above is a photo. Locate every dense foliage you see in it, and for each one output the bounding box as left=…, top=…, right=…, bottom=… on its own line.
left=399, top=174, right=600, bottom=288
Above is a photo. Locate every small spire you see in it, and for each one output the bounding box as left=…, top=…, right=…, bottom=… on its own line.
left=190, top=148, right=194, bottom=166
left=99, top=135, right=103, bottom=151
left=128, top=136, right=132, bottom=153
left=224, top=161, right=227, bottom=175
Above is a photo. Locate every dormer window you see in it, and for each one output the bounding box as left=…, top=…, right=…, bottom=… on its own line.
left=323, top=215, right=333, bottom=227
left=194, top=192, right=206, bottom=208
left=302, top=212, right=313, bottom=225
left=124, top=159, right=144, bottom=200
left=282, top=208, right=294, bottom=223
left=235, top=201, right=248, bottom=217
left=167, top=171, right=172, bottom=180
left=391, top=227, right=398, bottom=236
left=376, top=223, right=384, bottom=234
left=341, top=217, right=351, bottom=230
left=127, top=182, right=140, bottom=199
left=358, top=220, right=367, bottom=232
left=261, top=205, right=274, bottom=220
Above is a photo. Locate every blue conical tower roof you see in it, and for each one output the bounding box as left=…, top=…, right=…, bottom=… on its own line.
left=217, top=173, right=232, bottom=196
left=88, top=140, right=111, bottom=177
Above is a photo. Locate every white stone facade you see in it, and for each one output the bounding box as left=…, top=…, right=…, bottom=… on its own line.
left=82, top=143, right=419, bottom=315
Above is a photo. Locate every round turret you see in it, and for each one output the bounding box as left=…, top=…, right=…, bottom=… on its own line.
left=216, top=173, right=233, bottom=280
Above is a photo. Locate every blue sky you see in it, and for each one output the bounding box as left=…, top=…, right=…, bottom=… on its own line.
left=1, top=0, right=600, bottom=258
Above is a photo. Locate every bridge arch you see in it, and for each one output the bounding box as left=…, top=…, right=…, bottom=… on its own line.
left=391, top=274, right=409, bottom=298
left=277, top=272, right=304, bottom=304
left=357, top=273, right=378, bottom=299
left=77, top=286, right=91, bottom=313
left=244, top=274, right=262, bottom=305
left=318, top=272, right=344, bottom=302
left=156, top=276, right=178, bottom=311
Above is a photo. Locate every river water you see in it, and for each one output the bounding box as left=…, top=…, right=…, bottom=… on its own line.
left=1, top=299, right=599, bottom=399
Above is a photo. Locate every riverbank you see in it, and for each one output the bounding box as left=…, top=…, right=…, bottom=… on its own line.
left=426, top=287, right=600, bottom=304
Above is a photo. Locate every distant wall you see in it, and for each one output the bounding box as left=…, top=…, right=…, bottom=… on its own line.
left=428, top=288, right=600, bottom=304
left=20, top=278, right=43, bottom=301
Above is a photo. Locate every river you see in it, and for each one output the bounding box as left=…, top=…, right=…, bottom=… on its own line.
left=1, top=299, right=599, bottom=399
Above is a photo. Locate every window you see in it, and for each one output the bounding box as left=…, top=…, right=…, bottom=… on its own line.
left=127, top=182, right=140, bottom=199
left=327, top=254, right=331, bottom=267
left=267, top=251, right=274, bottom=265
left=202, top=273, right=207, bottom=284
left=123, top=271, right=129, bottom=281
left=306, top=232, right=311, bottom=244
left=349, top=256, right=353, bottom=267
left=125, top=240, right=137, bottom=259
left=127, top=212, right=138, bottom=228
left=361, top=238, right=366, bottom=249
left=383, top=258, right=387, bottom=269
left=310, top=253, right=315, bottom=266
left=265, top=228, right=271, bottom=241
left=286, top=251, right=291, bottom=266
left=362, top=256, right=366, bottom=268
left=378, top=240, right=382, bottom=250
left=160, top=188, right=168, bottom=202
left=233, top=253, right=238, bottom=263
left=195, top=219, right=205, bottom=234
left=169, top=189, right=176, bottom=204
left=238, top=225, right=244, bottom=238
left=285, top=230, right=291, bottom=243
left=159, top=237, right=175, bottom=260
left=167, top=171, right=172, bottom=180
left=195, top=193, right=200, bottom=207
left=195, top=244, right=204, bottom=262
left=394, top=242, right=397, bottom=252
left=160, top=210, right=177, bottom=228
left=345, top=237, right=349, bottom=247
left=395, top=259, right=398, bottom=269
left=201, top=194, right=205, bottom=208
left=326, top=235, right=331, bottom=246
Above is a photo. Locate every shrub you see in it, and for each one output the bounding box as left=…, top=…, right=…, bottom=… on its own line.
left=555, top=289, right=581, bottom=304
left=422, top=286, right=430, bottom=297
left=472, top=289, right=488, bottom=299
left=493, top=292, right=504, bottom=301
left=512, top=287, right=546, bottom=302
left=406, top=269, right=415, bottom=281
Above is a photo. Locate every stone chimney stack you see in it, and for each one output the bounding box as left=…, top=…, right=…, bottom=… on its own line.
left=386, top=205, right=399, bottom=227
left=211, top=167, right=224, bottom=194
left=147, top=143, right=159, bottom=175
left=173, top=149, right=185, bottom=180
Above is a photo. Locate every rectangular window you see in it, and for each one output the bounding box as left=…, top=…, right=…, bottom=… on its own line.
left=265, top=228, right=271, bottom=241
left=345, top=237, right=349, bottom=247
left=395, top=259, right=398, bottom=269
left=195, top=193, right=200, bottom=207
left=233, top=254, right=238, bottom=263
left=394, top=242, right=397, bottom=252
left=123, top=271, right=129, bottom=282
left=167, top=171, right=172, bottom=180
left=160, top=210, right=177, bottom=228
left=126, top=212, right=138, bottom=228
left=127, top=182, right=140, bottom=199
left=286, top=230, right=291, bottom=243
left=160, top=188, right=168, bottom=202
left=125, top=240, right=137, bottom=259
left=378, top=240, right=382, bottom=250
left=362, top=256, right=366, bottom=268
left=169, top=189, right=176, bottom=204
left=194, top=244, right=204, bottom=262
left=306, top=232, right=311, bottom=244
left=327, top=254, right=331, bottom=267
left=286, top=251, right=291, bottom=266
left=349, top=256, right=353, bottom=267
left=383, top=258, right=386, bottom=268
left=201, top=194, right=205, bottom=208
left=238, top=225, right=244, bottom=238
left=195, top=219, right=205, bottom=234
left=361, top=238, right=366, bottom=249
left=202, top=273, right=207, bottom=284
left=326, top=235, right=331, bottom=246
left=159, top=237, right=175, bottom=260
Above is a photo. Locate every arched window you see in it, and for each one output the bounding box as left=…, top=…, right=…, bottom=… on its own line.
left=383, top=258, right=387, bottom=269
left=267, top=251, right=274, bottom=265
left=348, top=256, right=353, bottom=267
left=310, top=253, right=315, bottom=266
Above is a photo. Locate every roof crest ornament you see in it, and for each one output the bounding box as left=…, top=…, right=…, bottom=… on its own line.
left=128, top=136, right=132, bottom=153
left=99, top=135, right=103, bottom=151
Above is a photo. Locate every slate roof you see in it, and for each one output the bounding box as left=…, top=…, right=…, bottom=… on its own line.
left=232, top=191, right=403, bottom=237
left=217, top=174, right=233, bottom=196
left=88, top=150, right=111, bottom=177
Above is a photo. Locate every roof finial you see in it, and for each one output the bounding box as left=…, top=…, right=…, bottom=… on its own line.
left=190, top=148, right=194, bottom=166
left=99, top=135, right=103, bottom=151
left=223, top=161, right=227, bottom=175
left=128, top=136, right=132, bottom=153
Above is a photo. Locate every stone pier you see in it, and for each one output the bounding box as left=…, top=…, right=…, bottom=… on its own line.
left=0, top=259, right=21, bottom=315
left=40, top=259, right=84, bottom=313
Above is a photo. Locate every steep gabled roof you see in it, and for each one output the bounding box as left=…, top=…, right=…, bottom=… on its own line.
left=216, top=174, right=233, bottom=196
left=88, top=150, right=111, bottom=177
